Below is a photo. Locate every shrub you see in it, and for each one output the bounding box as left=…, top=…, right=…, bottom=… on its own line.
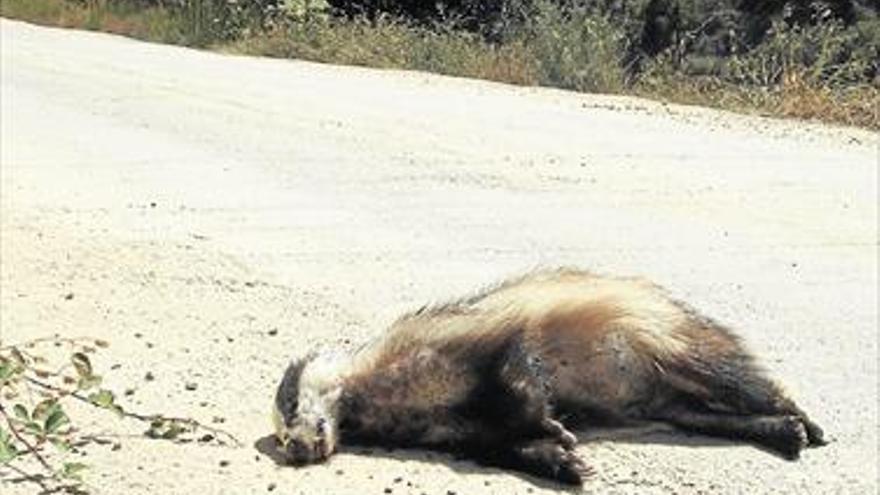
left=520, top=1, right=628, bottom=92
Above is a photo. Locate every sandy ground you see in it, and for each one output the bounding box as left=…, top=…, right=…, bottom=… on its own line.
left=0, top=18, right=877, bottom=495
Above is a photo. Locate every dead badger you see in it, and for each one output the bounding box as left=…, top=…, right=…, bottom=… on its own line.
left=272, top=269, right=825, bottom=484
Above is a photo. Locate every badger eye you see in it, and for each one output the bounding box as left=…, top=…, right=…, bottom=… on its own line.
left=316, top=418, right=326, bottom=435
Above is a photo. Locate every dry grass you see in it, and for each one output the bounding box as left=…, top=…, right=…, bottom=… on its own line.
left=774, top=72, right=879, bottom=128
left=2, top=0, right=877, bottom=129
left=230, top=19, right=541, bottom=86
left=636, top=71, right=880, bottom=130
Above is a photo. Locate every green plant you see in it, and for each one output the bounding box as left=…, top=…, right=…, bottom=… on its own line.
left=1, top=0, right=877, bottom=129
left=520, top=1, right=627, bottom=93
left=725, top=20, right=874, bottom=88
left=0, top=336, right=239, bottom=494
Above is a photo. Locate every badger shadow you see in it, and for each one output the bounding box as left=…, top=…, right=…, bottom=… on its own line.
left=254, top=423, right=793, bottom=489
left=254, top=435, right=288, bottom=465
left=254, top=434, right=580, bottom=491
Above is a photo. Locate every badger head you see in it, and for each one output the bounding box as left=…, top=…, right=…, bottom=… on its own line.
left=272, top=351, right=344, bottom=465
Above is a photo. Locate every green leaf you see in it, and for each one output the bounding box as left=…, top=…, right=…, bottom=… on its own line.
left=71, top=352, right=92, bottom=378
left=44, top=408, right=69, bottom=434
left=88, top=389, right=115, bottom=409
left=32, top=399, right=58, bottom=423
left=0, top=428, right=18, bottom=464
left=12, top=404, right=29, bottom=422
left=0, top=360, right=13, bottom=383
left=145, top=418, right=188, bottom=440
left=61, top=462, right=87, bottom=481
left=50, top=437, right=72, bottom=452
left=77, top=374, right=102, bottom=391
left=24, top=421, right=43, bottom=436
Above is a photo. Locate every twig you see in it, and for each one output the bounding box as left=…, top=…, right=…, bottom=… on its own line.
left=1, top=461, right=52, bottom=491
left=22, top=376, right=242, bottom=447
left=0, top=336, right=103, bottom=351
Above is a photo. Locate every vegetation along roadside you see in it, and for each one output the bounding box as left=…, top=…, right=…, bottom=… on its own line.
left=1, top=0, right=878, bottom=129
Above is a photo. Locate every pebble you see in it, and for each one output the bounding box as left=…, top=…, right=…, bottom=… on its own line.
left=185, top=382, right=198, bottom=391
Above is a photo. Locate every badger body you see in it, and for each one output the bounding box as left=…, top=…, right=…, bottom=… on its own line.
left=273, top=269, right=825, bottom=484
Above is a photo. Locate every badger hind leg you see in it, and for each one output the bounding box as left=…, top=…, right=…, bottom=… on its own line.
left=654, top=403, right=809, bottom=460
left=657, top=334, right=825, bottom=456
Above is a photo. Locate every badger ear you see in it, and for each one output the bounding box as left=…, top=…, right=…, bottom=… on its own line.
left=275, top=356, right=311, bottom=417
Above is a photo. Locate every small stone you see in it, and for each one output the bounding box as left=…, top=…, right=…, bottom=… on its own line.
left=144, top=372, right=155, bottom=381
left=185, top=382, right=198, bottom=391
left=335, top=469, right=344, bottom=475
left=199, top=434, right=215, bottom=443
left=64, top=293, right=74, bottom=300
left=267, top=483, right=276, bottom=492
left=393, top=477, right=402, bottom=484
left=268, top=329, right=278, bottom=336
left=124, top=388, right=135, bottom=396
left=384, top=489, right=392, bottom=494
left=111, top=443, right=122, bottom=451
left=219, top=460, right=230, bottom=467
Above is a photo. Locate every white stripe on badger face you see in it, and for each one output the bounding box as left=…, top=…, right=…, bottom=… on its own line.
left=281, top=352, right=345, bottom=464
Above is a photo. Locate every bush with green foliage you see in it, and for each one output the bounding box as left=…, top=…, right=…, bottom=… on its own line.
left=1, top=0, right=877, bottom=128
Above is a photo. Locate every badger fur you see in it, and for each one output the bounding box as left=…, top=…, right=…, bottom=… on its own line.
left=272, top=268, right=825, bottom=484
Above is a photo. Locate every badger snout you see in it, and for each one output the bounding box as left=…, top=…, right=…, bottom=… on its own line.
left=286, top=438, right=313, bottom=464
left=283, top=436, right=330, bottom=465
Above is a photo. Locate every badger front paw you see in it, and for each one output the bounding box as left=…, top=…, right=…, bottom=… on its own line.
left=512, top=438, right=594, bottom=485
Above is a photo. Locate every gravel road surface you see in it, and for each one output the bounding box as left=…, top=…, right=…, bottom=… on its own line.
left=1, top=19, right=877, bottom=495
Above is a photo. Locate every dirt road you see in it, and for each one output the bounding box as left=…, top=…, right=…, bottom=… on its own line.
left=1, top=19, right=877, bottom=494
